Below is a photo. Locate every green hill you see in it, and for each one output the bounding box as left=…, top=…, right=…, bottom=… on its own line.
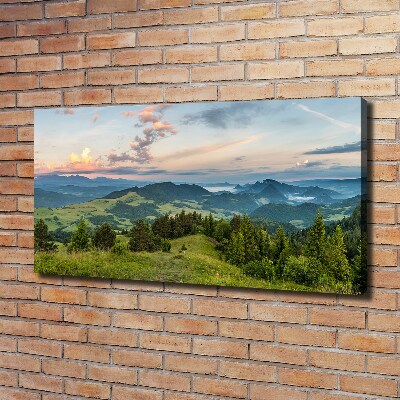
left=35, top=234, right=309, bottom=291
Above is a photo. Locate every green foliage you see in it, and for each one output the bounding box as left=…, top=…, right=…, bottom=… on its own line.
left=111, top=240, right=126, bottom=255
left=128, top=219, right=160, bottom=252
left=152, top=211, right=203, bottom=239
left=282, top=255, right=321, bottom=287
left=327, top=225, right=351, bottom=282
left=93, top=222, right=116, bottom=251
left=68, top=220, right=91, bottom=253
left=161, top=239, right=172, bottom=252
left=243, top=258, right=275, bottom=281
left=181, top=243, right=187, bottom=252
left=34, top=218, right=57, bottom=252
left=305, top=209, right=326, bottom=263
left=203, top=213, right=216, bottom=237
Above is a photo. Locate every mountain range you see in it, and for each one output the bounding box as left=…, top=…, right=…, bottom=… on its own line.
left=35, top=175, right=362, bottom=234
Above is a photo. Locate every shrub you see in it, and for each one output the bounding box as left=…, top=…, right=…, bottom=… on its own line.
left=282, top=255, right=321, bottom=287
left=93, top=222, right=116, bottom=251
left=111, top=240, right=126, bottom=255
left=243, top=258, right=275, bottom=281
left=68, top=220, right=91, bottom=253
left=161, top=239, right=171, bottom=252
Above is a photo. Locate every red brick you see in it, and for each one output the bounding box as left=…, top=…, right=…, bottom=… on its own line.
left=0, top=24, right=16, bottom=39
left=40, top=35, right=85, bottom=53
left=0, top=110, right=33, bottom=125
left=41, top=323, right=87, bottom=342
left=43, top=359, right=86, bottom=379
left=192, top=376, right=247, bottom=398
left=164, top=354, right=217, bottom=375
left=0, top=370, right=17, bottom=387
left=68, top=16, right=111, bottom=33
left=88, top=364, right=137, bottom=384
left=19, top=373, right=63, bottom=393
left=64, top=343, right=110, bottom=363
left=310, top=308, right=366, bottom=328
left=165, top=316, right=217, bottom=335
left=0, top=388, right=40, bottom=400
left=88, top=0, right=137, bottom=14
left=1, top=3, right=43, bottom=22
left=368, top=355, right=400, bottom=376
left=88, top=291, right=137, bottom=309
left=45, top=0, right=85, bottom=18
left=114, top=11, right=163, bottom=28
left=112, top=348, right=162, bottom=368
left=248, top=20, right=305, bottom=39
left=65, top=380, right=110, bottom=399
left=368, top=313, right=400, bottom=332
left=0, top=197, right=17, bottom=211
left=64, top=307, right=111, bottom=326
left=141, top=333, right=191, bottom=353
left=278, top=326, right=336, bottom=347
left=18, top=127, right=34, bottom=142
left=166, top=85, right=217, bottom=102
left=64, top=89, right=111, bottom=105
left=193, top=338, right=247, bottom=358
left=87, top=32, right=136, bottom=50
left=0, top=127, right=16, bottom=142
left=88, top=69, right=136, bottom=86
left=64, top=52, right=110, bottom=69
left=18, top=196, right=34, bottom=212
left=280, top=0, right=338, bottom=16
left=0, top=232, right=16, bottom=247
left=0, top=300, right=16, bottom=316
left=114, top=311, right=163, bottom=331
left=18, top=91, right=61, bottom=107
left=250, top=343, right=307, bottom=366
left=139, top=28, right=188, bottom=46
left=310, top=350, right=365, bottom=372
left=165, top=7, right=218, bottom=25
left=0, top=352, right=40, bottom=372
left=18, top=303, right=62, bottom=321
left=140, top=370, right=191, bottom=391
left=339, top=331, right=395, bottom=353
left=140, top=0, right=190, bottom=10
left=18, top=55, right=61, bottom=72
left=17, top=21, right=65, bottom=37
left=192, top=24, right=244, bottom=43
left=113, top=49, right=162, bottom=66
left=0, top=318, right=39, bottom=337
left=113, top=386, right=162, bottom=400
left=18, top=338, right=62, bottom=358
left=340, top=374, right=397, bottom=397
left=251, top=384, right=307, bottom=400
left=220, top=360, right=275, bottom=382
left=0, top=93, right=15, bottom=108
left=250, top=303, right=307, bottom=324
left=88, top=328, right=138, bottom=347
left=0, top=59, right=16, bottom=74
left=279, top=367, right=337, bottom=389
left=0, top=74, right=38, bottom=91
left=138, top=67, right=189, bottom=83
left=114, top=87, right=163, bottom=104
left=41, top=71, right=85, bottom=88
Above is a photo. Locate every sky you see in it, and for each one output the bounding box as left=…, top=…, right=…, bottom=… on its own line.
left=34, top=98, right=364, bottom=184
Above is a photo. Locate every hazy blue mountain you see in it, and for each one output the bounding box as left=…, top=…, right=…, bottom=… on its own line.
left=289, top=178, right=362, bottom=198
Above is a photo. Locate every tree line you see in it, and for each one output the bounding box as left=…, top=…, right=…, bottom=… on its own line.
left=35, top=205, right=366, bottom=294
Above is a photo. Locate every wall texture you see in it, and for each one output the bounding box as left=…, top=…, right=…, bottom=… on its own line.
left=0, top=0, right=399, bottom=399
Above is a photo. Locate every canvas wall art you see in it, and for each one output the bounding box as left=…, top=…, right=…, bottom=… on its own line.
left=34, top=98, right=367, bottom=294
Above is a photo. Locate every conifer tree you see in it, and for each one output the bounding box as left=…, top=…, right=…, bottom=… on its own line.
left=305, top=209, right=326, bottom=263
left=227, top=231, right=246, bottom=265
left=93, top=222, right=116, bottom=251
left=328, top=225, right=351, bottom=282
left=34, top=219, right=57, bottom=252
left=129, top=219, right=159, bottom=252
left=68, top=220, right=91, bottom=252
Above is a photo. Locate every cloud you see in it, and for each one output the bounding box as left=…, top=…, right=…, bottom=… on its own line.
left=304, top=141, right=361, bottom=155
left=111, top=104, right=177, bottom=164
left=182, top=102, right=263, bottom=129
left=296, top=103, right=361, bottom=133
left=296, top=160, right=325, bottom=168
left=92, top=113, right=99, bottom=123
left=159, top=136, right=259, bottom=162
left=69, top=147, right=92, bottom=164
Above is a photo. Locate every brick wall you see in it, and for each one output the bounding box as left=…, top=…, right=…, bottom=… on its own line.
left=0, top=0, right=399, bottom=398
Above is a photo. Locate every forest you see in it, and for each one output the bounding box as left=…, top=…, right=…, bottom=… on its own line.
left=35, top=204, right=367, bottom=295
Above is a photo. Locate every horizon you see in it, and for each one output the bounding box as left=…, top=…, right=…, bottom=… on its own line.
left=35, top=98, right=363, bottom=183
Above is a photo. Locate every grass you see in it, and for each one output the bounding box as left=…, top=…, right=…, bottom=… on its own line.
left=35, top=233, right=312, bottom=291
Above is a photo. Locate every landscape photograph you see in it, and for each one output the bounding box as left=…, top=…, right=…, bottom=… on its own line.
left=34, top=98, right=367, bottom=294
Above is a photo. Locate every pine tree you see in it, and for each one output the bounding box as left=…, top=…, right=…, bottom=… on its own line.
left=240, top=215, right=260, bottom=263
left=129, top=219, right=159, bottom=252
left=272, top=226, right=289, bottom=277
left=68, top=220, right=91, bottom=252
left=227, top=231, right=246, bottom=265
left=93, top=222, right=116, bottom=251
left=203, top=213, right=216, bottom=237
left=328, top=225, right=351, bottom=283
left=257, top=228, right=271, bottom=259
left=34, top=219, right=57, bottom=252
left=305, top=209, right=326, bottom=263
